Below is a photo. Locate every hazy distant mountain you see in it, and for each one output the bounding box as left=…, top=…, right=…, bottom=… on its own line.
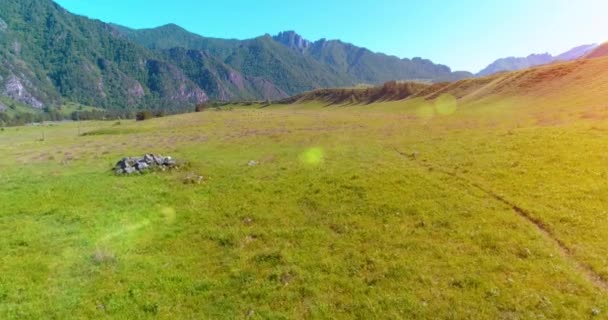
left=477, top=44, right=597, bottom=76
left=477, top=54, right=554, bottom=77
left=555, top=44, right=598, bottom=61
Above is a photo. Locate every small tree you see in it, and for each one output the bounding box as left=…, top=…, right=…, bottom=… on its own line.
left=136, top=111, right=154, bottom=121
left=195, top=103, right=207, bottom=112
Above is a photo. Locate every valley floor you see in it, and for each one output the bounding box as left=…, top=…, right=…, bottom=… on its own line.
left=0, top=99, right=607, bottom=319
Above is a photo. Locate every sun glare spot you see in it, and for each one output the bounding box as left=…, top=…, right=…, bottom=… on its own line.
left=98, top=219, right=152, bottom=244
left=435, top=94, right=458, bottom=116
left=162, top=207, right=176, bottom=224
left=300, top=147, right=324, bottom=165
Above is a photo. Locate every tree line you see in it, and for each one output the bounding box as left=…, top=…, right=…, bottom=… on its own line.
left=0, top=108, right=154, bottom=127
left=0, top=100, right=238, bottom=127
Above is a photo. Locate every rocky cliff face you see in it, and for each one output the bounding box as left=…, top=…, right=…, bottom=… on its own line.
left=273, top=31, right=311, bottom=52
left=3, top=75, right=44, bottom=108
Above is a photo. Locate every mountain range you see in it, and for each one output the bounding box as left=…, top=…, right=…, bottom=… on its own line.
left=0, top=0, right=472, bottom=111
left=0, top=0, right=604, bottom=113
left=115, top=25, right=473, bottom=97
left=476, top=44, right=598, bottom=76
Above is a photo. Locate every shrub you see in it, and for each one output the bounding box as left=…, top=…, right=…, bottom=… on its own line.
left=195, top=103, right=207, bottom=112
left=136, top=111, right=154, bottom=121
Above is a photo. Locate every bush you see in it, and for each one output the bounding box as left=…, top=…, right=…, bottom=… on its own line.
left=195, top=103, right=207, bottom=112
left=136, top=111, right=154, bottom=121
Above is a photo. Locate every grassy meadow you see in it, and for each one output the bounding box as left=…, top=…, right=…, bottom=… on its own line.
left=0, top=96, right=607, bottom=319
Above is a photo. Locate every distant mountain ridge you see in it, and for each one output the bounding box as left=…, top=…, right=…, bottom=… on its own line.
left=117, top=25, right=473, bottom=91
left=477, top=44, right=597, bottom=76
left=273, top=32, right=471, bottom=83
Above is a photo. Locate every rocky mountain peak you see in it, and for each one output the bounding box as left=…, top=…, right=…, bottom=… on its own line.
left=273, top=31, right=311, bottom=52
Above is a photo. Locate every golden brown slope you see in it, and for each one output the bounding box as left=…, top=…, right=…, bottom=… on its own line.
left=283, top=56, right=608, bottom=108
left=279, top=81, right=430, bottom=105
left=586, top=42, right=608, bottom=59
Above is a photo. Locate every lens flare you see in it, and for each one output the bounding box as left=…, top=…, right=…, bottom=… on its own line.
left=435, top=94, right=458, bottom=116
left=162, top=207, right=176, bottom=224
left=98, top=219, right=151, bottom=244
left=300, top=147, right=324, bottom=165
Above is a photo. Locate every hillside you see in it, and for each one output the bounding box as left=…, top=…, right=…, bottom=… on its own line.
left=0, top=0, right=291, bottom=111
left=117, top=26, right=472, bottom=88
left=161, top=48, right=288, bottom=101
left=283, top=58, right=608, bottom=109
left=586, top=42, right=608, bottom=59
left=114, top=25, right=352, bottom=97
left=477, top=44, right=597, bottom=76
left=271, top=31, right=472, bottom=83
left=112, top=24, right=242, bottom=60
left=0, top=0, right=207, bottom=110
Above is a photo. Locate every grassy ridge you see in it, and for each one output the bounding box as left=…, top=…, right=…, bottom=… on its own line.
left=0, top=94, right=607, bottom=318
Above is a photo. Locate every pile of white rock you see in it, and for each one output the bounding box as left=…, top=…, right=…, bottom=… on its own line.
left=114, top=154, right=177, bottom=175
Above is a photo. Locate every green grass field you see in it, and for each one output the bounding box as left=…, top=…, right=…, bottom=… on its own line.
left=0, top=98, right=607, bottom=319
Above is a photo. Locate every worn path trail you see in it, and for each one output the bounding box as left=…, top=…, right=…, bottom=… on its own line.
left=393, top=148, right=608, bottom=292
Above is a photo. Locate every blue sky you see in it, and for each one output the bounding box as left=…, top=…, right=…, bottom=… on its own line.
left=54, top=0, right=608, bottom=72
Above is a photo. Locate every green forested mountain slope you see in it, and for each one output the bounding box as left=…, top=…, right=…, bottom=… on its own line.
left=302, top=36, right=468, bottom=83
left=162, top=47, right=288, bottom=101
left=0, top=0, right=208, bottom=110
left=119, top=25, right=472, bottom=89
